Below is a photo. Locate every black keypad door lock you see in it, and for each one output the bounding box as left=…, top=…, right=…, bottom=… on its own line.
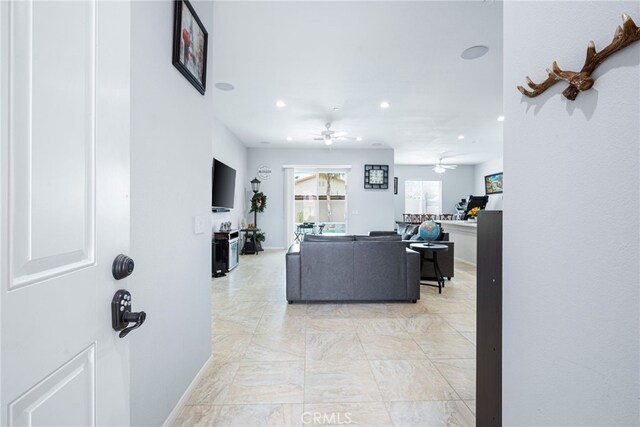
left=111, top=289, right=146, bottom=338
left=112, top=254, right=134, bottom=280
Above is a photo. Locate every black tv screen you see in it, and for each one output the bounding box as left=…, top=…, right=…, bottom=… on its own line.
left=212, top=159, right=236, bottom=210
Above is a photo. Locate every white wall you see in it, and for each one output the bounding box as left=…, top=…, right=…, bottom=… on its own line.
left=393, top=165, right=475, bottom=219
left=211, top=119, right=248, bottom=231
left=246, top=148, right=395, bottom=248
left=130, top=1, right=212, bottom=425
left=503, top=2, right=639, bottom=425
left=474, top=157, right=503, bottom=210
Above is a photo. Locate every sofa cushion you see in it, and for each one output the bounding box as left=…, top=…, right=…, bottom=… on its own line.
left=304, top=234, right=355, bottom=242
left=355, top=235, right=402, bottom=241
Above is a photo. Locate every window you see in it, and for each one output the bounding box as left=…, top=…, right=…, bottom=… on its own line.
left=404, top=180, right=442, bottom=215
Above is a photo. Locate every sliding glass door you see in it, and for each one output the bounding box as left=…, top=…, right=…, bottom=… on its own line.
left=294, top=170, right=348, bottom=236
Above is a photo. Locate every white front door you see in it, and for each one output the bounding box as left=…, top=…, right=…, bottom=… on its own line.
left=1, top=1, right=132, bottom=425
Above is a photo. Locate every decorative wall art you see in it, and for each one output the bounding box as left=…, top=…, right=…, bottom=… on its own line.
left=364, top=165, right=389, bottom=189
left=172, top=0, right=208, bottom=94
left=485, top=172, right=503, bottom=195
left=518, top=14, right=640, bottom=100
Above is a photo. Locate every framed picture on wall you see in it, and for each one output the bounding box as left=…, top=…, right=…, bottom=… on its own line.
left=485, top=172, right=503, bottom=195
left=172, top=0, right=208, bottom=95
left=394, top=177, right=398, bottom=194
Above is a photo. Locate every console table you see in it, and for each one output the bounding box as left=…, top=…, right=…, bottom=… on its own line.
left=240, top=228, right=260, bottom=255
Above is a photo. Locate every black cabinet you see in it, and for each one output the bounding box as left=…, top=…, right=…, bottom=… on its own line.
left=477, top=210, right=502, bottom=427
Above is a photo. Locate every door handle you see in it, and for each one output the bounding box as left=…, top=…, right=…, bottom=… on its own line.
left=111, top=289, right=146, bottom=338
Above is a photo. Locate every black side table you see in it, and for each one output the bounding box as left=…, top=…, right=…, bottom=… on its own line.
left=409, top=243, right=449, bottom=294
left=241, top=228, right=260, bottom=255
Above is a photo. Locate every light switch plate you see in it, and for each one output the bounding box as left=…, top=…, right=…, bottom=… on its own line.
left=194, top=215, right=209, bottom=235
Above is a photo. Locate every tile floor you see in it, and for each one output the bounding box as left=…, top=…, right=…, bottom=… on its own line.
left=174, top=250, right=477, bottom=427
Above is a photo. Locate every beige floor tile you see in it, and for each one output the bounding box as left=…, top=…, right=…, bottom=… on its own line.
left=358, top=333, right=426, bottom=360
left=211, top=316, right=260, bottom=335
left=306, top=318, right=355, bottom=334
left=440, top=313, right=476, bottom=332
left=302, top=402, right=392, bottom=426
left=226, top=361, right=304, bottom=404
left=305, top=360, right=383, bottom=403
left=263, top=302, right=308, bottom=317
left=256, top=314, right=307, bottom=334
left=172, top=405, right=223, bottom=426
left=400, top=314, right=457, bottom=334
left=306, top=304, right=351, bottom=318
left=464, top=400, right=476, bottom=415
left=352, top=318, right=406, bottom=335
left=369, top=359, right=459, bottom=402
left=213, top=300, right=267, bottom=318
left=211, top=334, right=252, bottom=363
left=387, top=303, right=430, bottom=318
left=243, top=334, right=305, bottom=362
left=385, top=400, right=475, bottom=427
left=461, top=332, right=476, bottom=346
left=186, top=362, right=240, bottom=405
left=177, top=251, right=478, bottom=423
left=346, top=303, right=395, bottom=318
left=424, top=298, right=474, bottom=315
left=433, top=359, right=476, bottom=400
left=412, top=332, right=477, bottom=359
left=306, top=333, right=367, bottom=361
left=213, top=403, right=303, bottom=427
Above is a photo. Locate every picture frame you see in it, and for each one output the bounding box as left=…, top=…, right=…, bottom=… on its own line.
left=484, top=172, right=503, bottom=195
left=394, top=177, right=398, bottom=195
left=172, top=0, right=208, bottom=95
left=364, top=165, right=389, bottom=189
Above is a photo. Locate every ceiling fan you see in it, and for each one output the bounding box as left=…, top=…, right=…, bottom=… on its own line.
left=313, top=122, right=355, bottom=145
left=432, top=157, right=459, bottom=174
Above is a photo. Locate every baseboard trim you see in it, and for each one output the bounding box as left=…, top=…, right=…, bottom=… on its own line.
left=261, top=246, right=286, bottom=250
left=162, top=355, right=212, bottom=427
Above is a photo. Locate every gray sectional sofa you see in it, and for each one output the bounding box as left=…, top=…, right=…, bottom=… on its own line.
left=285, top=234, right=421, bottom=303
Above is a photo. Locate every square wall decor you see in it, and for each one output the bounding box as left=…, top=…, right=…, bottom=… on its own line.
left=364, top=164, right=389, bottom=189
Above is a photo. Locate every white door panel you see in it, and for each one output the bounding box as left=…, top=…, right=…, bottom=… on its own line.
left=1, top=1, right=131, bottom=425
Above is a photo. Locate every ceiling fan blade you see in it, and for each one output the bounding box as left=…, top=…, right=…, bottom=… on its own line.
left=313, top=137, right=324, bottom=141
left=333, top=131, right=348, bottom=137
left=443, top=165, right=458, bottom=169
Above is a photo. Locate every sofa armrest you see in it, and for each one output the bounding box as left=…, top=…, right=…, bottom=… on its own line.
left=406, top=248, right=420, bottom=301
left=286, top=244, right=301, bottom=301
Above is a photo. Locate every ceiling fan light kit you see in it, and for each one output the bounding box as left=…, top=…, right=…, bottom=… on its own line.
left=517, top=13, right=640, bottom=100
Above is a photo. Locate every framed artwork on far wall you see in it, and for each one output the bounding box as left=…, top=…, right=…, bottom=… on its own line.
left=394, top=177, right=398, bottom=194
left=172, top=0, right=208, bottom=95
left=485, top=172, right=503, bottom=195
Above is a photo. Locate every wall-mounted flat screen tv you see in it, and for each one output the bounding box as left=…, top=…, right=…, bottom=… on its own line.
left=212, top=158, right=236, bottom=210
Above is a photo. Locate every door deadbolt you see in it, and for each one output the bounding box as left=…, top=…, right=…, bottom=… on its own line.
left=112, top=254, right=134, bottom=280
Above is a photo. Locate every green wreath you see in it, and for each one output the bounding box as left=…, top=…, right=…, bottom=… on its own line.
left=250, top=192, right=267, bottom=213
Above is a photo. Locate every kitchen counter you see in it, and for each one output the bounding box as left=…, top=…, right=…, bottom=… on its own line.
left=438, top=220, right=477, bottom=265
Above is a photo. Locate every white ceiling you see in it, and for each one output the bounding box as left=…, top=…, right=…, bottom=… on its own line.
left=211, top=1, right=503, bottom=165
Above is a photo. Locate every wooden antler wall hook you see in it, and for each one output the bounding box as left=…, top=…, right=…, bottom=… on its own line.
left=518, top=14, right=640, bottom=100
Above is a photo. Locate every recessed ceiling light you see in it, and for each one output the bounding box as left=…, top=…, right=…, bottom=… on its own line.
left=380, top=101, right=390, bottom=109
left=214, top=82, right=234, bottom=91
left=372, top=143, right=383, bottom=147
left=458, top=135, right=465, bottom=140
left=461, top=45, right=489, bottom=60
left=286, top=136, right=293, bottom=141
left=276, top=100, right=286, bottom=108
left=260, top=141, right=271, bottom=145
left=356, top=137, right=363, bottom=142
left=497, top=115, right=505, bottom=122
left=333, top=107, right=340, bottom=111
